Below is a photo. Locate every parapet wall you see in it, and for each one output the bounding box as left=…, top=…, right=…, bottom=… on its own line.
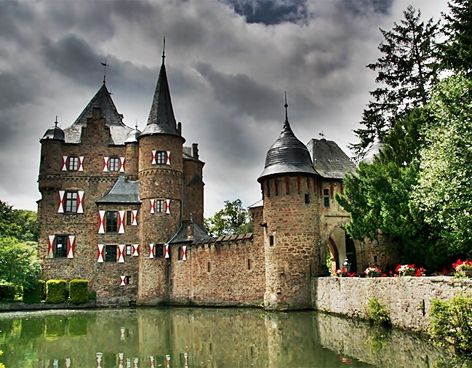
left=312, top=276, right=472, bottom=332
left=170, top=235, right=265, bottom=306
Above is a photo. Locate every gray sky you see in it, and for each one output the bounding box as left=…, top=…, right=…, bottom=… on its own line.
left=0, top=0, right=447, bottom=216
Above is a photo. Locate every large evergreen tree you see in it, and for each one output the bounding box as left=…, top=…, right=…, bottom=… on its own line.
left=352, top=6, right=439, bottom=158
left=441, top=0, right=472, bottom=74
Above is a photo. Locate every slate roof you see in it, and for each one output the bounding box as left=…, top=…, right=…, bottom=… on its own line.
left=141, top=61, right=180, bottom=137
left=63, top=83, right=134, bottom=145
left=96, top=176, right=140, bottom=204
left=258, top=120, right=317, bottom=182
left=41, top=122, right=65, bottom=142
left=306, top=138, right=356, bottom=179
left=168, top=221, right=212, bottom=244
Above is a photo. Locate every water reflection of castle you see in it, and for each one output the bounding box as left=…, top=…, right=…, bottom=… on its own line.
left=0, top=309, right=456, bottom=368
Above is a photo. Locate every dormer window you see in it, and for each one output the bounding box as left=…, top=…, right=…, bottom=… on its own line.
left=108, top=157, right=120, bottom=171
left=67, top=156, right=79, bottom=171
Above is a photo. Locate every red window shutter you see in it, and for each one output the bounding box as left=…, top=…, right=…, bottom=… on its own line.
left=103, top=157, right=109, bottom=172
left=77, top=191, right=84, bottom=213
left=58, top=191, right=65, bottom=213
left=47, top=235, right=55, bottom=258
left=151, top=150, right=156, bottom=165
left=78, top=156, right=84, bottom=171
left=166, top=150, right=171, bottom=165
left=67, top=235, right=75, bottom=258
left=97, top=244, right=105, bottom=263
left=62, top=156, right=68, bottom=171
left=119, top=157, right=125, bottom=172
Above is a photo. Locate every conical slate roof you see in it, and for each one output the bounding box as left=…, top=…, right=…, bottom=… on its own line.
left=141, top=61, right=180, bottom=137
left=41, top=121, right=65, bottom=142
left=63, top=83, right=133, bottom=144
left=258, top=120, right=317, bottom=182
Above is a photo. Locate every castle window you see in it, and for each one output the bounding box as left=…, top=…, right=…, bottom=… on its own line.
left=126, top=211, right=132, bottom=225
left=323, top=189, right=330, bottom=208
left=207, top=262, right=211, bottom=272
left=247, top=259, right=252, bottom=270
left=105, top=211, right=118, bottom=233
left=67, top=156, right=79, bottom=171
left=105, top=245, right=117, bottom=262
left=154, top=244, right=164, bottom=258
left=108, top=157, right=120, bottom=171
left=269, top=235, right=275, bottom=246
left=125, top=244, right=132, bottom=256
left=305, top=193, right=310, bottom=204
left=54, top=235, right=68, bottom=258
left=124, top=276, right=131, bottom=285
left=155, top=199, right=164, bottom=213
left=156, top=151, right=167, bottom=165
left=65, top=191, right=78, bottom=213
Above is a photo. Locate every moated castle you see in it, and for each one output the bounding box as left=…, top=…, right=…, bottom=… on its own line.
left=38, top=55, right=391, bottom=310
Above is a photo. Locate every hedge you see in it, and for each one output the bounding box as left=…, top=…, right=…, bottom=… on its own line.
left=0, top=280, right=16, bottom=301
left=23, top=280, right=45, bottom=304
left=45, top=280, right=67, bottom=304
left=69, top=279, right=89, bottom=304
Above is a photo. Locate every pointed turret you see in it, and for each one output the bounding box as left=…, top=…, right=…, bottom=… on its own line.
left=258, top=97, right=316, bottom=182
left=141, top=45, right=180, bottom=137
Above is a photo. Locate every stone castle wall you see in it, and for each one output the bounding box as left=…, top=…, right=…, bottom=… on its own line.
left=312, top=276, right=472, bottom=332
left=169, top=235, right=266, bottom=306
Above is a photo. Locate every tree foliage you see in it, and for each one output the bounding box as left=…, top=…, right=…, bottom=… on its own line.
left=412, top=74, right=472, bottom=259
left=352, top=6, right=439, bottom=158
left=205, top=199, right=252, bottom=237
left=338, top=109, right=431, bottom=266
left=0, top=237, right=40, bottom=289
left=441, top=0, right=472, bottom=74
left=0, top=200, right=38, bottom=242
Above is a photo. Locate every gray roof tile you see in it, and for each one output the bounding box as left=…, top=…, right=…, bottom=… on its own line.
left=306, top=139, right=355, bottom=179
left=96, top=176, right=140, bottom=204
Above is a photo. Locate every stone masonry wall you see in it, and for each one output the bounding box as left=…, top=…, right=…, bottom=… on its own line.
left=262, top=175, right=321, bottom=310
left=312, top=276, right=472, bottom=332
left=169, top=236, right=265, bottom=306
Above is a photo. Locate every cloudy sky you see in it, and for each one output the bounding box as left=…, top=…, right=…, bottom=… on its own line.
left=0, top=0, right=447, bottom=216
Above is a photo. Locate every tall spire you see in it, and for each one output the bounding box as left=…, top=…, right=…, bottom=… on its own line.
left=162, top=37, right=166, bottom=65
left=141, top=40, right=180, bottom=137
left=284, top=91, right=289, bottom=123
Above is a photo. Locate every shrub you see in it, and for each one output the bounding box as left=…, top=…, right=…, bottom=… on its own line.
left=88, top=290, right=97, bottom=301
left=69, top=279, right=89, bottom=304
left=366, top=298, right=391, bottom=327
left=430, top=295, right=472, bottom=355
left=23, top=280, right=45, bottom=304
left=45, top=280, right=67, bottom=304
left=0, top=280, right=16, bottom=301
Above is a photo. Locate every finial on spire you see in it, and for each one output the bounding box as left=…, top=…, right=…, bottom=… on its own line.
left=54, top=116, right=58, bottom=128
left=161, top=36, right=166, bottom=65
left=135, top=120, right=138, bottom=130
left=319, top=131, right=325, bottom=139
left=284, top=91, right=289, bottom=123
left=101, top=61, right=108, bottom=84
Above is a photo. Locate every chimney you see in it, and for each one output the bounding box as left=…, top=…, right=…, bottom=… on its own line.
left=192, top=143, right=199, bottom=159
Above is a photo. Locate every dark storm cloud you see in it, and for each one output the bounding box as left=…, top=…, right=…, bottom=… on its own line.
left=0, top=1, right=33, bottom=42
left=339, top=0, right=393, bottom=16
left=221, top=0, right=308, bottom=24
left=194, top=62, right=281, bottom=121
left=0, top=72, right=40, bottom=110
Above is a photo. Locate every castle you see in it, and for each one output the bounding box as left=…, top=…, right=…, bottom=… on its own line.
left=38, top=54, right=389, bottom=310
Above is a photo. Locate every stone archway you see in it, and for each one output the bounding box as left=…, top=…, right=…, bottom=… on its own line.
left=326, top=226, right=358, bottom=274
left=326, top=237, right=339, bottom=274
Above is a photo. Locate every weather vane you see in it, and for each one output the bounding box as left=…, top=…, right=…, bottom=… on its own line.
left=284, top=91, right=288, bottom=122
left=319, top=131, right=325, bottom=139
left=101, top=61, right=108, bottom=84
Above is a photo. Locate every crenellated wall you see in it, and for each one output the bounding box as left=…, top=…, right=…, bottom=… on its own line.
left=169, top=235, right=266, bottom=306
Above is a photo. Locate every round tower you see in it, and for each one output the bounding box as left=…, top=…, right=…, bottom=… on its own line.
left=137, top=55, right=185, bottom=304
left=258, top=99, right=321, bottom=310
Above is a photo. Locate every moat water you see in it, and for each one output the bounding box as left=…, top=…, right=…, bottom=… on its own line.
left=0, top=307, right=469, bottom=368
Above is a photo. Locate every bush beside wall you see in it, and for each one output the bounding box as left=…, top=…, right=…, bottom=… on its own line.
left=0, top=281, right=16, bottom=301
left=69, top=279, right=89, bottom=304
left=23, top=280, right=45, bottom=304
left=45, top=280, right=67, bottom=304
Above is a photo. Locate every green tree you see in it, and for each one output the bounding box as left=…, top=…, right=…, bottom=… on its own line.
left=0, top=237, right=41, bottom=289
left=441, top=0, right=472, bottom=74
left=0, top=200, right=38, bottom=242
left=352, top=6, right=439, bottom=158
left=412, top=74, right=472, bottom=259
left=205, top=199, right=252, bottom=236
left=339, top=109, right=431, bottom=266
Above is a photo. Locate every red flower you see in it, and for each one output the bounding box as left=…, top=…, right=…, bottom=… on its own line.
left=395, top=264, right=401, bottom=273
